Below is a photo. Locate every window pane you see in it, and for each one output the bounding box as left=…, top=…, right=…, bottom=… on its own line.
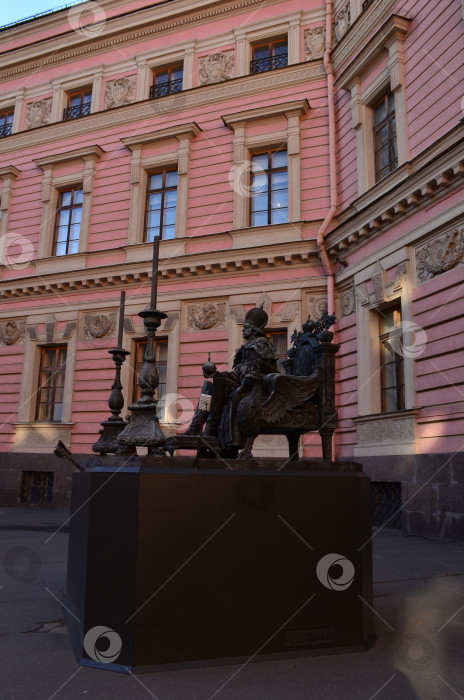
left=251, top=173, right=267, bottom=193
left=155, top=70, right=169, bottom=84
left=164, top=208, right=176, bottom=226
left=165, top=190, right=177, bottom=208
left=71, top=208, right=82, bottom=224
left=55, top=242, right=67, bottom=256
left=252, top=211, right=268, bottom=227
left=272, top=150, right=287, bottom=168
left=271, top=190, right=288, bottom=209
left=387, top=92, right=395, bottom=113
left=252, top=154, right=268, bottom=171
left=273, top=42, right=288, bottom=56
left=146, top=227, right=160, bottom=242
left=383, top=388, right=397, bottom=413
left=6, top=113, right=14, bottom=125
left=380, top=309, right=396, bottom=334
left=70, top=95, right=81, bottom=107
left=148, top=192, right=162, bottom=210
left=374, top=99, right=387, bottom=126
left=83, top=92, right=92, bottom=104
left=68, top=239, right=79, bottom=254
left=162, top=225, right=175, bottom=240
left=271, top=207, right=288, bottom=224
left=165, top=171, right=178, bottom=187
left=53, top=403, right=63, bottom=421
left=150, top=173, right=163, bottom=190
left=171, top=67, right=183, bottom=81
left=147, top=210, right=161, bottom=228
left=254, top=45, right=270, bottom=60
left=56, top=226, right=68, bottom=242
left=271, top=170, right=288, bottom=190
left=376, top=124, right=389, bottom=147
left=383, top=360, right=397, bottom=389
left=70, top=224, right=81, bottom=240
left=251, top=194, right=268, bottom=213
left=58, top=210, right=70, bottom=226
left=73, top=189, right=83, bottom=205
left=61, top=191, right=72, bottom=207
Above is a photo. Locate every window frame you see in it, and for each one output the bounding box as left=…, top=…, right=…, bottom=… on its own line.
left=63, top=88, right=92, bottom=121
left=150, top=64, right=184, bottom=99
left=250, top=149, right=289, bottom=227
left=378, top=304, right=405, bottom=413
left=35, top=345, right=67, bottom=423
left=53, top=187, right=84, bottom=256
left=0, top=109, right=14, bottom=138
left=250, top=39, right=288, bottom=74
left=144, top=169, right=178, bottom=242
left=373, top=92, right=398, bottom=183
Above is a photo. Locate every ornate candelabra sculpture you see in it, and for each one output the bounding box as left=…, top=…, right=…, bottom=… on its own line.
left=117, top=235, right=167, bottom=456
left=92, top=291, right=131, bottom=455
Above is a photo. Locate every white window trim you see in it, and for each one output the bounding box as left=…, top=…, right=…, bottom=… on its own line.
left=50, top=67, right=104, bottom=122
left=336, top=15, right=411, bottom=195
left=135, top=40, right=195, bottom=100
left=0, top=165, right=20, bottom=270
left=223, top=99, right=309, bottom=229
left=34, top=145, right=104, bottom=264
left=121, top=122, right=201, bottom=246
left=234, top=11, right=302, bottom=77
left=14, top=322, right=77, bottom=452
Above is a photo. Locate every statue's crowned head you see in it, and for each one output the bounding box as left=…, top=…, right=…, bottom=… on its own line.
left=244, top=305, right=268, bottom=333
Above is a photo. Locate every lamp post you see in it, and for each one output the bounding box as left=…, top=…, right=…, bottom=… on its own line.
left=117, top=235, right=167, bottom=456
left=92, top=290, right=131, bottom=455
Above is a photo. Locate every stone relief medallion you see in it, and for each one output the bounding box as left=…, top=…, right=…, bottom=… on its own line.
left=334, top=5, right=350, bottom=43
left=0, top=320, right=26, bottom=346
left=83, top=313, right=117, bottom=339
left=340, top=288, right=355, bottom=316
left=25, top=99, right=52, bottom=129
left=416, top=228, right=464, bottom=282
left=304, top=27, right=326, bottom=60
left=308, top=296, right=328, bottom=320
left=186, top=302, right=227, bottom=330
left=199, top=51, right=235, bottom=85
left=104, top=76, right=136, bottom=109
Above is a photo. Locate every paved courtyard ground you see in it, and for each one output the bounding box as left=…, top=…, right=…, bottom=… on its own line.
left=1, top=504, right=463, bottom=700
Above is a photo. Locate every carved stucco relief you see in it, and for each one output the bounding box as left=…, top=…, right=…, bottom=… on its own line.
left=25, top=99, right=52, bottom=129
left=83, top=313, right=117, bottom=339
left=0, top=320, right=26, bottom=346
left=199, top=51, right=235, bottom=85
left=186, top=302, right=227, bottom=330
left=415, top=228, right=464, bottom=282
left=360, top=261, right=408, bottom=306
left=304, top=27, right=326, bottom=60
left=104, top=76, right=136, bottom=109
left=334, top=4, right=350, bottom=44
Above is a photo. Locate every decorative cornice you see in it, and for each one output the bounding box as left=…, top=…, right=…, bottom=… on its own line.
left=327, top=150, right=464, bottom=261
left=0, top=165, right=20, bottom=179
left=0, top=241, right=319, bottom=301
left=0, top=0, right=285, bottom=79
left=0, top=63, right=324, bottom=157
left=34, top=145, right=105, bottom=169
left=222, top=98, right=310, bottom=127
left=121, top=122, right=202, bottom=149
left=335, top=14, right=411, bottom=89
left=332, top=0, right=397, bottom=75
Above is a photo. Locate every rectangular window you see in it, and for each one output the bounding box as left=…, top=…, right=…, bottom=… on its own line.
left=21, top=471, right=54, bottom=504
left=53, top=187, right=83, bottom=255
left=379, top=305, right=404, bottom=413
left=145, top=170, right=178, bottom=241
left=150, top=66, right=183, bottom=99
left=373, top=92, right=398, bottom=182
left=132, top=339, right=168, bottom=417
left=265, top=330, right=288, bottom=360
left=36, top=346, right=67, bottom=422
left=250, top=40, right=288, bottom=74
left=63, top=89, right=92, bottom=120
left=251, top=150, right=288, bottom=227
left=0, top=110, right=14, bottom=138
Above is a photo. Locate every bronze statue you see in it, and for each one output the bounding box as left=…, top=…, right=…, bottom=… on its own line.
left=177, top=307, right=339, bottom=461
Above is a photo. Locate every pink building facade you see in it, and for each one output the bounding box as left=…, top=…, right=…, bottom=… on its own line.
left=0, top=0, right=463, bottom=538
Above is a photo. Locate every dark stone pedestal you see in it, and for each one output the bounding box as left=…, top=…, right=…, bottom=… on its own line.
left=64, top=457, right=375, bottom=673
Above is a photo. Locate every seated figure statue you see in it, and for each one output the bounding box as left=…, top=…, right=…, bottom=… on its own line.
left=183, top=305, right=278, bottom=455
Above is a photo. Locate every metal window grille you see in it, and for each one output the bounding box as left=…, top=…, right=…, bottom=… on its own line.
left=21, top=471, right=54, bottom=505
left=371, top=481, right=402, bottom=529
left=250, top=53, right=288, bottom=74
left=149, top=78, right=183, bottom=99
left=0, top=122, right=13, bottom=138
left=63, top=102, right=91, bottom=120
